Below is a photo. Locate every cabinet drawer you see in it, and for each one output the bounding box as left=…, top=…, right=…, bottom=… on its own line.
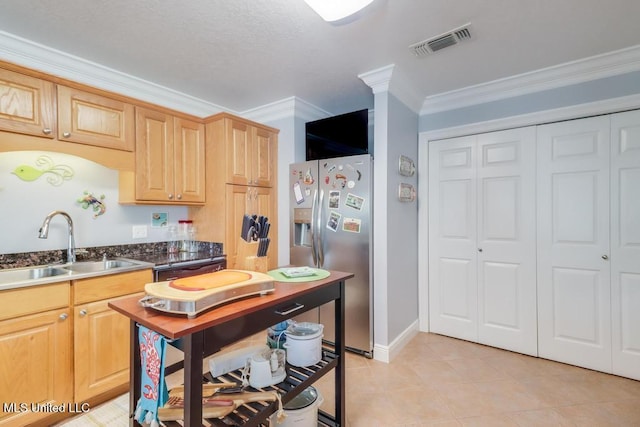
left=0, top=282, right=70, bottom=321
left=73, top=269, right=152, bottom=305
left=203, top=283, right=340, bottom=352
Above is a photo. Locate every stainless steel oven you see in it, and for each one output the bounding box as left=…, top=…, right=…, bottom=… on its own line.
left=153, top=256, right=226, bottom=282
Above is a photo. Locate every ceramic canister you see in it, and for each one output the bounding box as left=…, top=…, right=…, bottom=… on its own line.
left=283, top=322, right=323, bottom=367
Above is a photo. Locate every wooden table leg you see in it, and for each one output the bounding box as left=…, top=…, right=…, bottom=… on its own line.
left=335, top=279, right=346, bottom=426
left=183, top=330, right=205, bottom=426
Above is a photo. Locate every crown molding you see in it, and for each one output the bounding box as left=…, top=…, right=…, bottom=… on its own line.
left=420, top=44, right=640, bottom=115
left=359, top=64, right=394, bottom=94
left=241, top=96, right=332, bottom=123
left=359, top=64, right=422, bottom=113
left=0, top=30, right=228, bottom=117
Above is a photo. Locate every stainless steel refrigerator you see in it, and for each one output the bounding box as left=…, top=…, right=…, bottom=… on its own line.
left=289, top=153, right=373, bottom=357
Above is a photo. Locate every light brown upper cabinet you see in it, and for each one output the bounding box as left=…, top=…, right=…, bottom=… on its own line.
left=209, top=115, right=277, bottom=187
left=57, top=85, right=135, bottom=151
left=190, top=113, right=278, bottom=269
left=133, top=107, right=205, bottom=204
left=0, top=67, right=56, bottom=138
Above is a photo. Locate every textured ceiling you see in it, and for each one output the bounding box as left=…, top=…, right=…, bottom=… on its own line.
left=0, top=0, right=639, bottom=115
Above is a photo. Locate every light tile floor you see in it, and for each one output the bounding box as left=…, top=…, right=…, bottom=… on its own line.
left=58, top=332, right=640, bottom=426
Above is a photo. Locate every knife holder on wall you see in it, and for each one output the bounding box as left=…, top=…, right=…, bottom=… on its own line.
left=237, top=239, right=268, bottom=273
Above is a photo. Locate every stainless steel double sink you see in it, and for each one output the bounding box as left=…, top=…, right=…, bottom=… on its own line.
left=0, top=258, right=154, bottom=290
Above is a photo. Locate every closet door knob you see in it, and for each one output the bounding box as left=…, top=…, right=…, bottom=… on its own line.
left=478, top=248, right=483, bottom=252
left=602, top=255, right=608, bottom=260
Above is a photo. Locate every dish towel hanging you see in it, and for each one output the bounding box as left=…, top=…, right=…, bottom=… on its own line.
left=135, top=325, right=169, bottom=427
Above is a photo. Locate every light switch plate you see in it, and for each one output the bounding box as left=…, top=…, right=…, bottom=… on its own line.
left=132, top=225, right=147, bottom=239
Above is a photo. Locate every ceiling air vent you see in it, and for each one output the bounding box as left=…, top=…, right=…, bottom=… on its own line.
left=410, top=23, right=472, bottom=57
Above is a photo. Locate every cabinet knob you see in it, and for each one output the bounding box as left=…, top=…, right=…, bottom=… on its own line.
left=59, top=313, right=68, bottom=321
left=478, top=248, right=483, bottom=252
left=176, top=194, right=182, bottom=200
left=168, top=193, right=174, bottom=200
left=602, top=255, right=609, bottom=260
left=62, top=131, right=71, bottom=138
left=79, top=309, right=88, bottom=317
left=42, top=128, right=52, bottom=135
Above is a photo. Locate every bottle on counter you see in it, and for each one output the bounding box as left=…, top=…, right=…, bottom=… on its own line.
left=178, top=220, right=194, bottom=252
left=167, top=225, right=179, bottom=254
left=188, top=225, right=198, bottom=253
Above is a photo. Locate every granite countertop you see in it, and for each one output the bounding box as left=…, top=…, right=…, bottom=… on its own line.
left=0, top=241, right=224, bottom=270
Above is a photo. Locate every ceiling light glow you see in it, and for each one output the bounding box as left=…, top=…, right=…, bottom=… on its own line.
left=304, top=0, right=375, bottom=22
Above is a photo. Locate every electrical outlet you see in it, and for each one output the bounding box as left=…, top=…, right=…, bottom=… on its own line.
left=132, top=225, right=147, bottom=239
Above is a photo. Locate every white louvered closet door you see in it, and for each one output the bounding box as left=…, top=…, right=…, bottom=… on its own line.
left=537, top=116, right=612, bottom=373
left=610, top=110, right=640, bottom=381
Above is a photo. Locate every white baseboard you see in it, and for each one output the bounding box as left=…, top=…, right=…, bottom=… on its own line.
left=373, top=320, right=420, bottom=363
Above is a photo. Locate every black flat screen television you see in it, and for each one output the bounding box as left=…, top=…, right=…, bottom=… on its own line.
left=305, top=109, right=369, bottom=160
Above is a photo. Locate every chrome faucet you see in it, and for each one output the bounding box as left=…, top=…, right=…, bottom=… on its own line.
left=38, top=210, right=76, bottom=263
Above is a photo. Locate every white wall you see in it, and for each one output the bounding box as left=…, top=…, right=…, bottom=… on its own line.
left=0, top=151, right=188, bottom=255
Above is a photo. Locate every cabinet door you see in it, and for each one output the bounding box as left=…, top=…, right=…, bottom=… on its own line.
left=226, top=119, right=252, bottom=186
left=0, top=308, right=72, bottom=427
left=252, top=126, right=276, bottom=187
left=174, top=118, right=205, bottom=203
left=253, top=186, right=277, bottom=269
left=226, top=185, right=275, bottom=268
left=135, top=107, right=175, bottom=201
left=74, top=293, right=143, bottom=402
left=476, top=127, right=537, bottom=355
left=537, top=116, right=611, bottom=372
left=428, top=136, right=478, bottom=341
left=226, top=184, right=251, bottom=268
left=57, top=85, right=134, bottom=151
left=610, top=110, right=640, bottom=380
left=0, top=68, right=55, bottom=138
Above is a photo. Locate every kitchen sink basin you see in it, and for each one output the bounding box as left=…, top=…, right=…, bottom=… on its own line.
left=0, top=258, right=152, bottom=290
left=62, top=259, right=137, bottom=273
left=0, top=266, right=69, bottom=284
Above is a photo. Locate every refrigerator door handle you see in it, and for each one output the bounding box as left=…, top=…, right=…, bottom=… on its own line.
left=317, top=189, right=325, bottom=267
left=310, top=188, right=318, bottom=266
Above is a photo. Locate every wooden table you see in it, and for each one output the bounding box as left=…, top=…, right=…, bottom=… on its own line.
left=109, top=270, right=352, bottom=427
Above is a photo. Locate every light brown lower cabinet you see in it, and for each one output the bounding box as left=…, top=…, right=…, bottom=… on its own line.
left=0, top=284, right=72, bottom=427
left=74, top=291, right=144, bottom=402
left=0, top=269, right=151, bottom=426
left=72, top=270, right=151, bottom=402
